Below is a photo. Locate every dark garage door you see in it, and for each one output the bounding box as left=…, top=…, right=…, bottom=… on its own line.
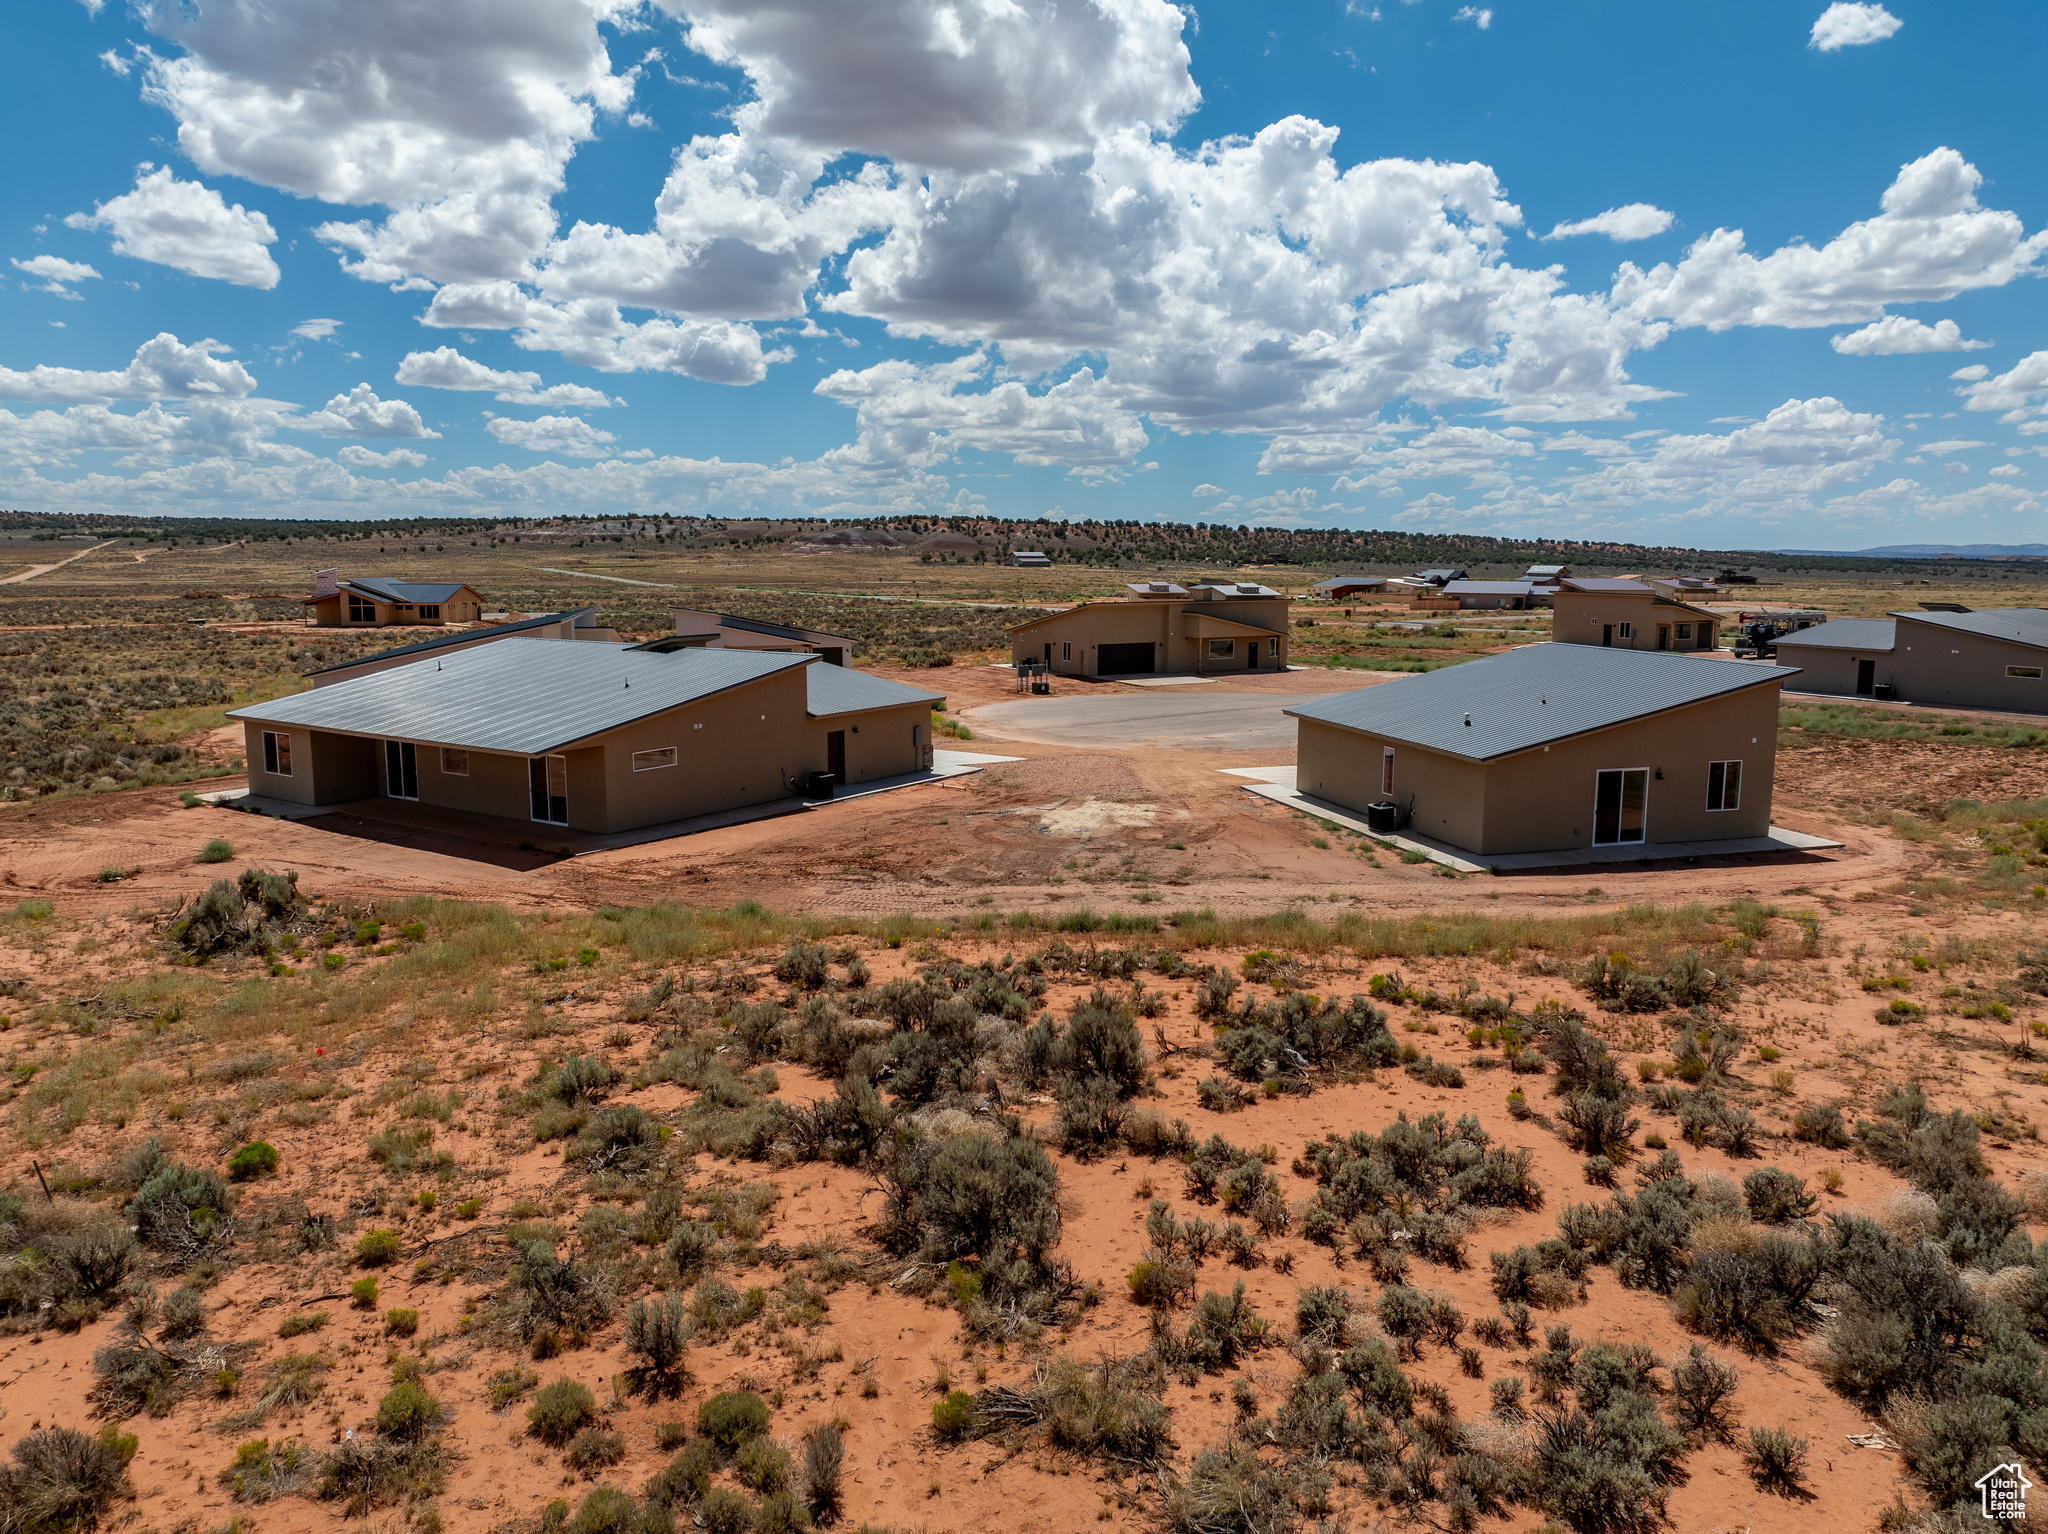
left=1097, top=642, right=1156, bottom=675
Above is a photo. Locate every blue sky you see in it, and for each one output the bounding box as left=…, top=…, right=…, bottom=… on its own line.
left=2, top=0, right=2045, bottom=548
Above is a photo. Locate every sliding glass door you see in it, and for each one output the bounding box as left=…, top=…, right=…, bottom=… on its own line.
left=1593, top=768, right=1648, bottom=845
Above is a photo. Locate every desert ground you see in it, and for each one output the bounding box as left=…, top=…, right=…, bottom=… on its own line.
left=3, top=524, right=2048, bottom=1534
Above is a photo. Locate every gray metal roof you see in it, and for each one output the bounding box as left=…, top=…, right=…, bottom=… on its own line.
left=1284, top=643, right=1793, bottom=762
left=345, top=577, right=472, bottom=605
left=1892, top=607, right=2048, bottom=650
left=1313, top=575, right=1385, bottom=589
left=1443, top=580, right=1536, bottom=596
left=1557, top=577, right=1653, bottom=594
left=233, top=639, right=808, bottom=754
left=1773, top=618, right=1897, bottom=652
left=302, top=609, right=596, bottom=677
left=806, top=665, right=944, bottom=718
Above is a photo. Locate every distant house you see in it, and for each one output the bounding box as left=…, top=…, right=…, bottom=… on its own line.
left=1286, top=643, right=1789, bottom=856
left=232, top=640, right=943, bottom=835
left=1440, top=579, right=1543, bottom=611
left=1551, top=578, right=1720, bottom=652
left=1312, top=575, right=1389, bottom=600
left=302, top=569, right=485, bottom=628
left=1010, top=550, right=1054, bottom=568
left=1414, top=568, right=1468, bottom=586
left=1525, top=564, right=1572, bottom=580
left=1776, top=607, right=2048, bottom=712
left=1009, top=580, right=1287, bottom=677
left=305, top=608, right=620, bottom=688
left=668, top=610, right=855, bottom=667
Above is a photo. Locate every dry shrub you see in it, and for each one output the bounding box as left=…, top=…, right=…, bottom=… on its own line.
left=1872, top=1189, right=1943, bottom=1241
left=2017, top=1168, right=2048, bottom=1222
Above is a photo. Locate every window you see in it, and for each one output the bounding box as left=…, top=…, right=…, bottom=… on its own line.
left=440, top=748, right=469, bottom=776
left=1381, top=746, right=1394, bottom=797
left=1706, top=759, right=1742, bottom=812
left=1208, top=639, right=1235, bottom=658
left=347, top=593, right=374, bottom=622
left=419, top=604, right=440, bottom=621
left=1061, top=641, right=1071, bottom=661
left=1593, top=768, right=1649, bottom=845
left=1268, top=637, right=1278, bottom=657
left=529, top=754, right=568, bottom=824
left=2009, top=666, right=2043, bottom=679
left=1676, top=624, right=1692, bottom=640
left=262, top=731, right=291, bottom=777
left=631, top=746, right=677, bottom=772
left=1618, top=621, right=1634, bottom=639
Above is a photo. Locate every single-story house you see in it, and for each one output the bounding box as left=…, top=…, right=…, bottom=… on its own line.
left=1439, top=579, right=1544, bottom=611
left=1414, top=568, right=1468, bottom=587
left=1551, top=578, right=1720, bottom=651
left=1776, top=607, right=2048, bottom=713
left=305, top=609, right=620, bottom=688
left=1010, top=550, right=1053, bottom=567
left=231, top=639, right=942, bottom=835
left=1286, top=643, right=1789, bottom=856
left=1008, top=581, right=1288, bottom=677
left=670, top=610, right=855, bottom=667
left=1525, top=564, right=1572, bottom=580
left=1312, top=575, right=1390, bottom=600
left=301, top=569, right=486, bottom=627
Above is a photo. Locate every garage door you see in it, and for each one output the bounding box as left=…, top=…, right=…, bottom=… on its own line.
left=1096, top=642, right=1156, bottom=675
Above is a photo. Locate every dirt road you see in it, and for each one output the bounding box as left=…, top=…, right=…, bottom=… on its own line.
left=0, top=540, right=115, bottom=584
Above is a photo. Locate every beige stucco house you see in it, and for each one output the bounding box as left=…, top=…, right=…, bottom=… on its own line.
left=232, top=639, right=941, bottom=835
left=1776, top=607, right=2048, bottom=713
left=1008, top=580, right=1289, bottom=677
left=1550, top=578, right=1720, bottom=652
left=1285, top=643, right=1788, bottom=856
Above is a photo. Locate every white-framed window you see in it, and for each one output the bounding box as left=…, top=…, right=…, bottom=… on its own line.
left=1381, top=746, right=1394, bottom=796
left=262, top=730, right=291, bottom=777
left=1618, top=621, right=1634, bottom=639
left=1208, top=639, right=1235, bottom=657
left=2009, top=666, right=2043, bottom=679
left=347, top=593, right=374, bottom=622
left=632, top=746, right=678, bottom=772
left=440, top=748, right=469, bottom=776
left=1706, top=759, right=1742, bottom=812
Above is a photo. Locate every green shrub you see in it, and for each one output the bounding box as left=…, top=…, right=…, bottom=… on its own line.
left=226, top=1142, right=279, bottom=1181
left=624, top=1292, right=692, bottom=1389
left=350, top=1278, right=379, bottom=1308
left=159, top=1286, right=208, bottom=1340
left=802, top=1423, right=843, bottom=1522
left=931, top=1390, right=975, bottom=1439
left=375, top=1381, right=443, bottom=1439
left=355, top=1229, right=401, bottom=1266
left=528, top=1380, right=598, bottom=1445
left=697, top=1391, right=771, bottom=1455
left=279, top=1311, right=327, bottom=1338
left=566, top=1486, right=640, bottom=1534
left=127, top=1159, right=232, bottom=1252
left=0, top=1426, right=129, bottom=1532
left=565, top=1428, right=625, bottom=1473
left=385, top=1308, right=419, bottom=1337
left=736, top=1436, right=792, bottom=1493
left=198, top=838, right=235, bottom=864
left=1743, top=1427, right=1809, bottom=1495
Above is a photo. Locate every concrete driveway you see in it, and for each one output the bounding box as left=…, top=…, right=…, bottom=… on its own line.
left=963, top=692, right=1303, bottom=750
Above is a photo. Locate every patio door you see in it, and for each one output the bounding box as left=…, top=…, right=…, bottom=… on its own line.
left=1593, top=768, right=1649, bottom=845
left=529, top=754, right=568, bottom=824
left=384, top=740, right=418, bottom=800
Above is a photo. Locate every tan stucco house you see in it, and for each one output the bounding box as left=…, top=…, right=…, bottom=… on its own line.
left=1008, top=579, right=1288, bottom=677
left=1776, top=607, right=2048, bottom=713
left=1285, top=644, right=1789, bottom=856
left=668, top=610, right=855, bottom=667
left=302, top=569, right=486, bottom=628
left=231, top=639, right=941, bottom=835
left=1550, top=578, right=1720, bottom=652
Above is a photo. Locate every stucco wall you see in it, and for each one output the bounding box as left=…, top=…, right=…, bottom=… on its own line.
left=243, top=723, right=382, bottom=806
left=409, top=743, right=531, bottom=821
left=590, top=667, right=815, bottom=832
left=1010, top=598, right=1288, bottom=676
left=1889, top=622, right=2048, bottom=715
left=1773, top=648, right=1877, bottom=697
left=808, top=701, right=931, bottom=785
left=1297, top=718, right=1489, bottom=851
left=1551, top=594, right=1717, bottom=651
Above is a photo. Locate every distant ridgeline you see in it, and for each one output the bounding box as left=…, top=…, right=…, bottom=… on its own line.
left=1, top=508, right=2045, bottom=577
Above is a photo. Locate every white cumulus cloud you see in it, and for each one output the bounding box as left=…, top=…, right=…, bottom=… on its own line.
left=394, top=345, right=614, bottom=408
left=1453, top=7, right=1493, bottom=28
left=1810, top=2, right=1902, bottom=51
left=292, top=318, right=343, bottom=341
left=337, top=444, right=429, bottom=468
left=1831, top=316, right=1990, bottom=355
left=1956, top=351, right=2048, bottom=434
left=66, top=165, right=279, bottom=288
left=486, top=414, right=619, bottom=457
left=1542, top=204, right=1674, bottom=242
left=0, top=332, right=257, bottom=403
left=295, top=384, right=440, bottom=439
left=1614, top=148, right=2048, bottom=331
left=12, top=255, right=102, bottom=297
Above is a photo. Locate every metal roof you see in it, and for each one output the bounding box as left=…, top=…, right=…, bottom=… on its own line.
left=806, top=665, right=944, bottom=718
left=1557, top=577, right=1654, bottom=594
left=1284, top=643, right=1793, bottom=762
left=1892, top=607, right=2048, bottom=650
left=342, top=578, right=473, bottom=605
left=233, top=639, right=808, bottom=754
left=1442, top=580, right=1536, bottom=596
left=1774, top=618, right=1897, bottom=652
left=1313, top=575, right=1385, bottom=589
left=1190, top=581, right=1281, bottom=598
left=302, top=609, right=596, bottom=678
left=1414, top=568, right=1467, bottom=583
left=1128, top=581, right=1190, bottom=597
